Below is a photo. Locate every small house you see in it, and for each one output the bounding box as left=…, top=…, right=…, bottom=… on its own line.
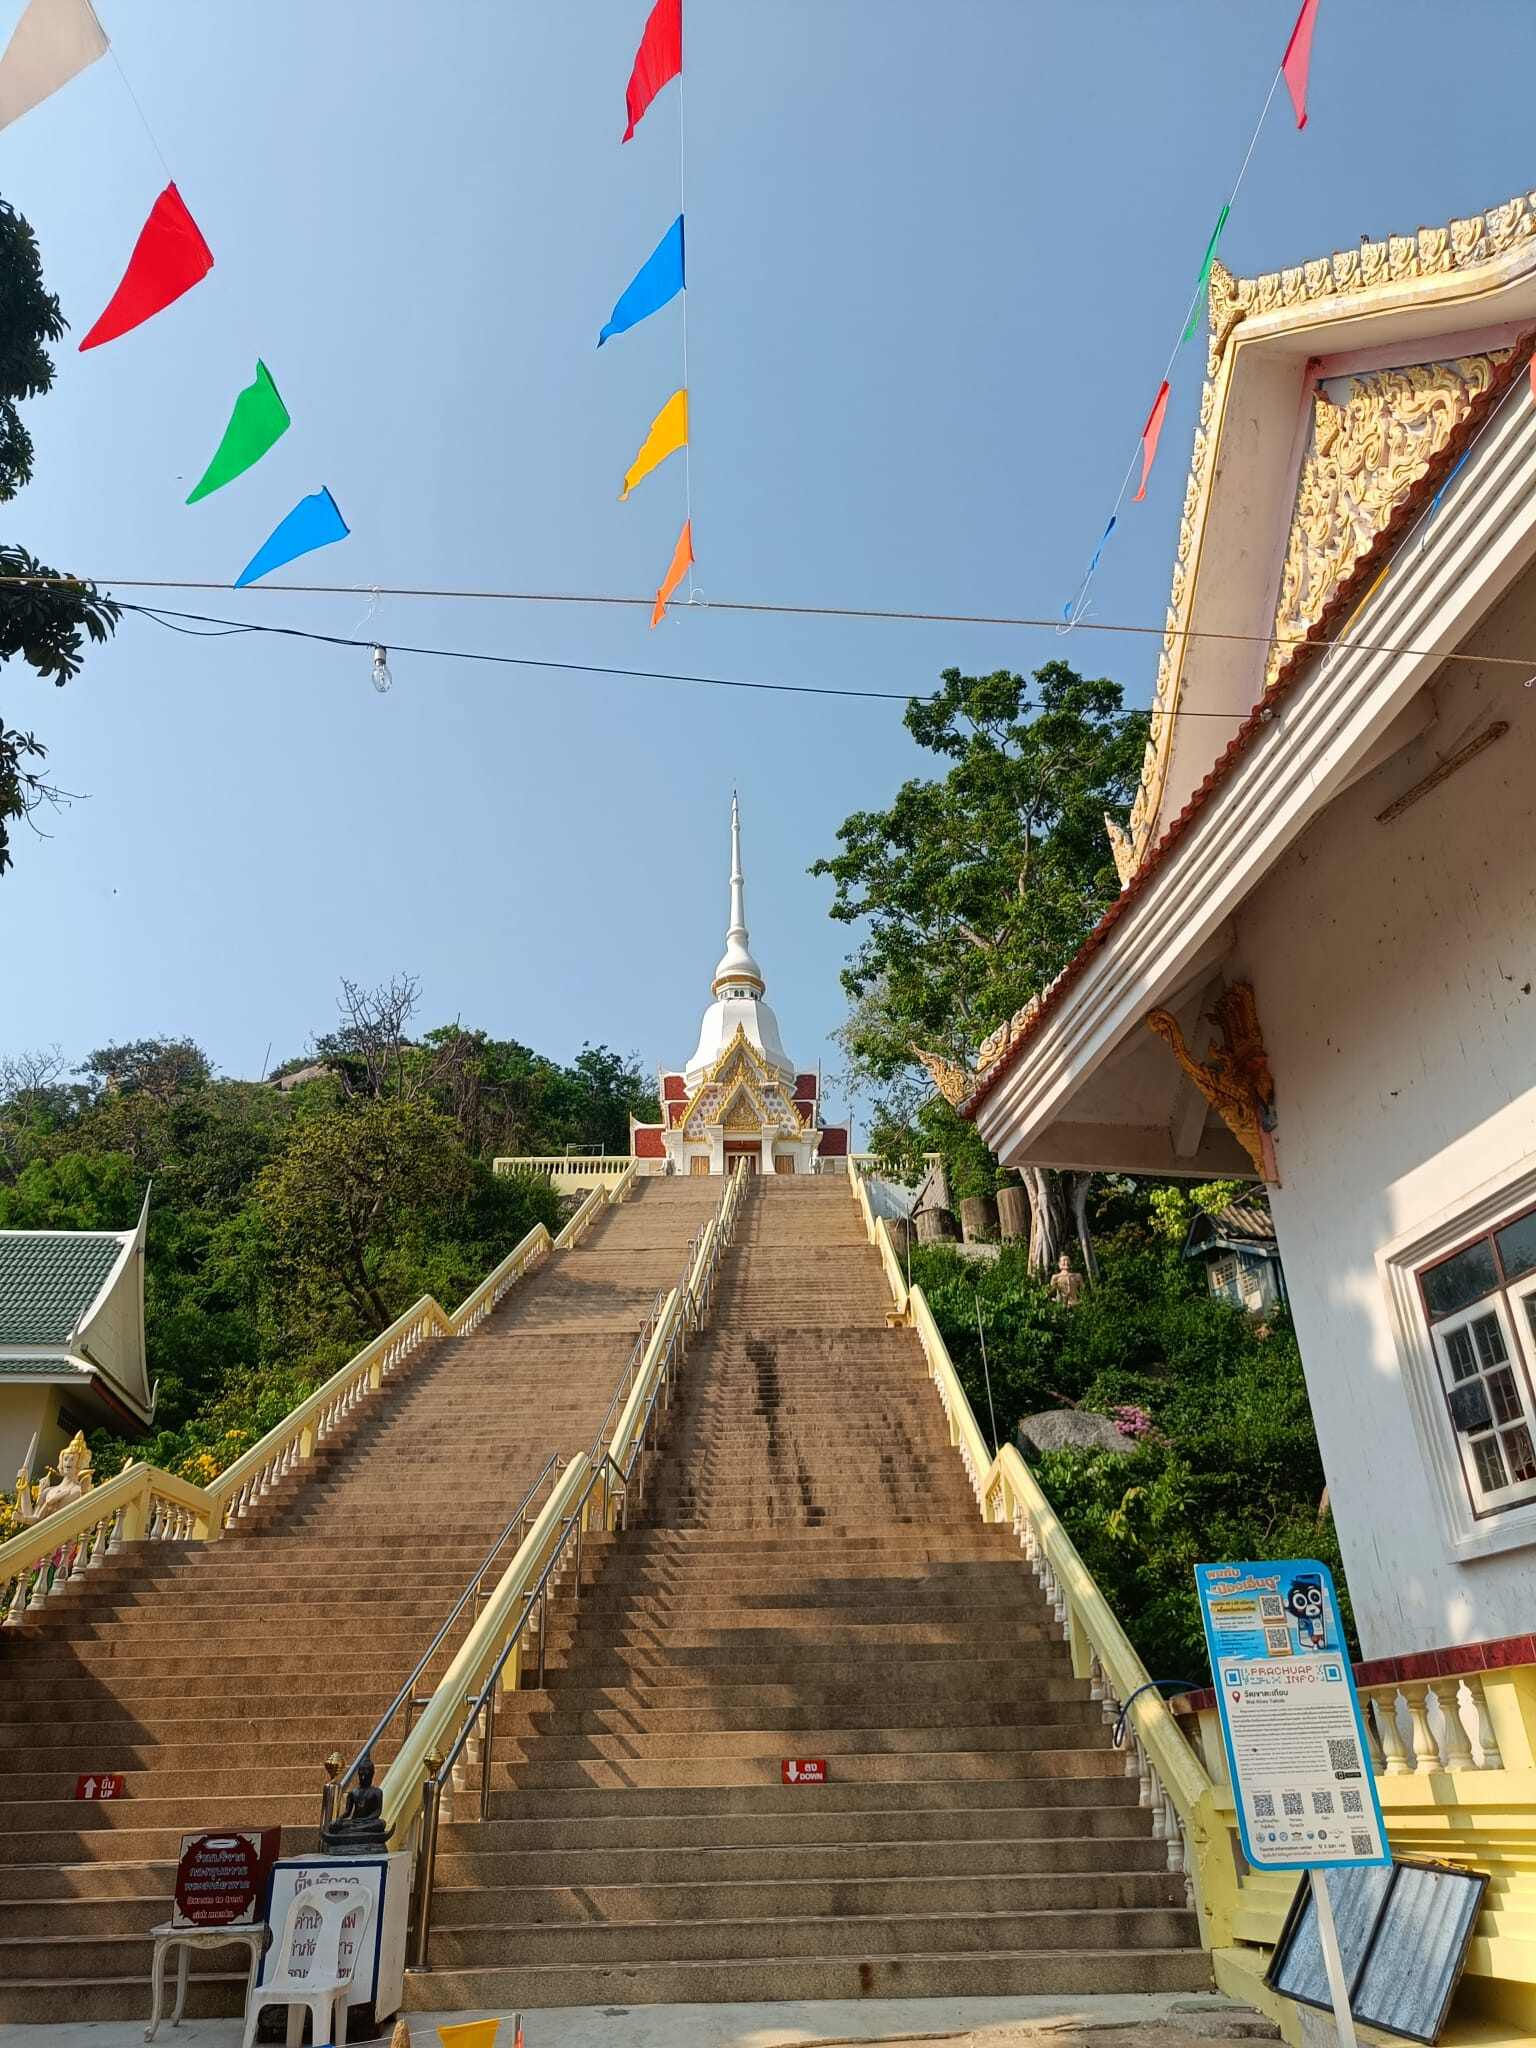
left=1182, top=1201, right=1286, bottom=1312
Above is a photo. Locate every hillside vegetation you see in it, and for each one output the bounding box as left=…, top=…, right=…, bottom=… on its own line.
left=0, top=980, right=659, bottom=1490
left=911, top=1181, right=1349, bottom=1678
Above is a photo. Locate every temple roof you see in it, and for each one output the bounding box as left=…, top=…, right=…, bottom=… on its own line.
left=0, top=1232, right=128, bottom=1345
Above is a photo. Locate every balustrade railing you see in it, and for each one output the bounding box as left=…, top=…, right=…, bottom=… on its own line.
left=382, top=1158, right=752, bottom=1966
left=0, top=1182, right=641, bottom=1638
left=493, top=1154, right=635, bottom=1185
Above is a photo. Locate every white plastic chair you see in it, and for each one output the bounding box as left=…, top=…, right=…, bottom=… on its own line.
left=240, top=1880, right=373, bottom=2048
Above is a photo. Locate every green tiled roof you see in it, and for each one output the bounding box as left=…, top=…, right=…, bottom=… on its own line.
left=0, top=1355, right=91, bottom=1377
left=0, top=1233, right=125, bottom=1344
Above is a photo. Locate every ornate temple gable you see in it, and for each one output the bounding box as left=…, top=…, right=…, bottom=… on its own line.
left=1120, top=182, right=1536, bottom=877
left=679, top=1024, right=804, bottom=1138
left=1265, top=352, right=1512, bottom=688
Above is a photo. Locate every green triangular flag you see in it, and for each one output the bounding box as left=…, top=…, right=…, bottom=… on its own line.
left=1182, top=204, right=1230, bottom=345
left=186, top=360, right=291, bottom=503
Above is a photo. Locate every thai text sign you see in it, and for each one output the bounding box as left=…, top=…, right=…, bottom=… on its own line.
left=74, top=1772, right=125, bottom=1800
left=1195, top=1558, right=1388, bottom=1872
left=173, top=1828, right=281, bottom=1927
left=782, top=1758, right=826, bottom=1783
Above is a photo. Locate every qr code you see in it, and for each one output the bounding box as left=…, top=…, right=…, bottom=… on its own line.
left=1311, top=1790, right=1335, bottom=1814
left=1265, top=1625, right=1293, bottom=1654
left=1352, top=1832, right=1374, bottom=1856
left=1328, top=1737, right=1363, bottom=1775
left=1260, top=1595, right=1285, bottom=1621
left=1341, top=1788, right=1364, bottom=1816
left=1253, top=1792, right=1276, bottom=1819
left=1282, top=1791, right=1305, bottom=1817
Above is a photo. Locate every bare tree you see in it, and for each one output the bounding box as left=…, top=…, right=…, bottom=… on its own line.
left=323, top=974, right=423, bottom=1101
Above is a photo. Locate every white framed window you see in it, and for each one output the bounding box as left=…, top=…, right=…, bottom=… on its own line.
left=1417, top=1202, right=1536, bottom=1520
left=1211, top=1254, right=1241, bottom=1303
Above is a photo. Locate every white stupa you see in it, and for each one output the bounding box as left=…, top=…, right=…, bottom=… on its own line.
left=629, top=797, right=849, bottom=1175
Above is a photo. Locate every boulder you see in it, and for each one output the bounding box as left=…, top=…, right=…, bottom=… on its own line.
left=1015, top=1409, right=1136, bottom=1461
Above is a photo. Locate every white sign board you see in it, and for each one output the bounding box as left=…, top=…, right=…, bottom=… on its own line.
left=260, top=1851, right=411, bottom=2019
left=1195, top=1559, right=1388, bottom=1873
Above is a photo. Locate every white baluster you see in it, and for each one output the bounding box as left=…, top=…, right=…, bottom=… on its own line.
left=69, top=1536, right=89, bottom=1580
left=1468, top=1675, right=1503, bottom=1770
left=2, top=1572, right=24, bottom=1626
left=1149, top=1767, right=1168, bottom=1839
left=1362, top=1694, right=1387, bottom=1775
left=1089, top=1653, right=1106, bottom=1705
left=1137, top=1742, right=1155, bottom=1807
left=106, top=1504, right=126, bottom=1553
left=1402, top=1683, right=1441, bottom=1771
left=1436, top=1680, right=1476, bottom=1771
left=88, top=1515, right=110, bottom=1568
left=1372, top=1693, right=1414, bottom=1774
left=27, top=1559, right=48, bottom=1610
left=1163, top=1791, right=1184, bottom=1873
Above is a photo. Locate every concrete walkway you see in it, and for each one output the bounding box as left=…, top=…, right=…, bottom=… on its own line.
left=0, top=1991, right=1279, bottom=2048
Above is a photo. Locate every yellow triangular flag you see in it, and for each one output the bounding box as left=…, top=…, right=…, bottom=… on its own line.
left=621, top=387, right=688, bottom=500
left=437, top=2023, right=500, bottom=2048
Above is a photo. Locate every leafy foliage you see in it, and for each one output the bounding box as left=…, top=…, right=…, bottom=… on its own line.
left=815, top=661, right=1146, bottom=1232
left=0, top=985, right=658, bottom=1483
left=0, top=199, right=121, bottom=873
left=912, top=1187, right=1351, bottom=1676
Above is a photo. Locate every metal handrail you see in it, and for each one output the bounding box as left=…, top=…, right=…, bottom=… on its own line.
left=322, top=1451, right=564, bottom=1822
left=585, top=1289, right=666, bottom=1465
left=403, top=1162, right=753, bottom=1969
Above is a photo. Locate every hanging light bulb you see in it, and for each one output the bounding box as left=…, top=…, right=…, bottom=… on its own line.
left=370, top=645, right=393, bottom=694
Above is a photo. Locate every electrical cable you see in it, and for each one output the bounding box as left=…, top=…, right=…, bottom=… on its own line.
left=115, top=597, right=1281, bottom=714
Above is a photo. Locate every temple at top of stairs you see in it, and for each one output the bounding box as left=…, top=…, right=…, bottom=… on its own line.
left=630, top=796, right=848, bottom=1176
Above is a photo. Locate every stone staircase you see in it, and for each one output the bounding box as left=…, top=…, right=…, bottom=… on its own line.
left=0, top=1178, right=720, bottom=2023
left=405, top=1176, right=1211, bottom=2008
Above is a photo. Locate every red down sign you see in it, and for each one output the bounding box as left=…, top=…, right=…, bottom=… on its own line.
left=781, top=1758, right=827, bottom=1784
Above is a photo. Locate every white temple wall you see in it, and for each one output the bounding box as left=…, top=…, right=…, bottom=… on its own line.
left=1232, top=564, right=1536, bottom=1658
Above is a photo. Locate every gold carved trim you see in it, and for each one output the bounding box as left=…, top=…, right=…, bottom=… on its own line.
left=1265, top=352, right=1510, bottom=687
left=911, top=1043, right=975, bottom=1109
left=1145, top=982, right=1277, bottom=1181
left=1119, top=182, right=1536, bottom=879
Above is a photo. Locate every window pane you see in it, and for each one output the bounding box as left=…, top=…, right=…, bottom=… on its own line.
left=1488, top=1367, right=1524, bottom=1425
left=1473, top=1435, right=1509, bottom=1493
left=1495, top=1209, right=1536, bottom=1283
left=1422, top=1240, right=1499, bottom=1320
left=1449, top=1379, right=1494, bottom=1432
left=1473, top=1313, right=1509, bottom=1369
left=1445, top=1326, right=1477, bottom=1382
left=1501, top=1424, right=1536, bottom=1484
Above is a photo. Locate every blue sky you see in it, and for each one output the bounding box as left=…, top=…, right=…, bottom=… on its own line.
left=2, top=0, right=1532, bottom=1131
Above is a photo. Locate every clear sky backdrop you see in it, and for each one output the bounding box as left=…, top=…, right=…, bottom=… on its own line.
left=2, top=0, right=1532, bottom=1130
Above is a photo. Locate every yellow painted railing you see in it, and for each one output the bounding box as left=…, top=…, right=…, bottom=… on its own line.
left=846, top=1163, right=1240, bottom=1953
left=494, top=1153, right=635, bottom=1186
left=846, top=1168, right=1536, bottom=2044
left=0, top=1163, right=643, bottom=1632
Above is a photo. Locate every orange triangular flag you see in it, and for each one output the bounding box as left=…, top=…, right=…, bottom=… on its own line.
left=650, top=518, right=693, bottom=626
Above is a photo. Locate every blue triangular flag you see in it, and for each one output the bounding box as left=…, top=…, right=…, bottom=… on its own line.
left=235, top=488, right=350, bottom=588
left=599, top=216, right=685, bottom=346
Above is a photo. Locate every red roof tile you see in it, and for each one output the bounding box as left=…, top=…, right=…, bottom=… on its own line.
left=795, top=1074, right=818, bottom=1099
left=817, top=1125, right=849, bottom=1157
left=632, top=1126, right=665, bottom=1158
left=662, top=1074, right=686, bottom=1100
left=963, top=338, right=1534, bottom=1123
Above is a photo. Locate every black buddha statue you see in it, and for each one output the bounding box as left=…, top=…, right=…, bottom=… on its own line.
left=320, top=1751, right=393, bottom=1852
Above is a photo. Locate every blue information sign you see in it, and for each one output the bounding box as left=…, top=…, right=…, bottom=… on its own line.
left=1195, top=1559, right=1389, bottom=1873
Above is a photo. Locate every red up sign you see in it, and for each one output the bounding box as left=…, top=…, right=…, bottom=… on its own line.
left=75, top=1773, right=126, bottom=1801
left=782, top=1758, right=827, bottom=1784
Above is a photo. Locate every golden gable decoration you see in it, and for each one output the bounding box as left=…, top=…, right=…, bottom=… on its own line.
left=1264, top=352, right=1511, bottom=688
left=1145, top=982, right=1277, bottom=1181
left=1115, top=182, right=1536, bottom=881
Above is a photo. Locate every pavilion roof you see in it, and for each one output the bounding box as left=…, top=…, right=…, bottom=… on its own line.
left=0, top=1232, right=130, bottom=1346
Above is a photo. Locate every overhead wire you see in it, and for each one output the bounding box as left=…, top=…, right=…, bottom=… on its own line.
left=12, top=576, right=1536, bottom=676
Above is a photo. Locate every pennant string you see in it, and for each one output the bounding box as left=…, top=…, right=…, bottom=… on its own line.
left=676, top=2, right=694, bottom=599
left=1061, top=59, right=1288, bottom=627
left=107, top=43, right=173, bottom=181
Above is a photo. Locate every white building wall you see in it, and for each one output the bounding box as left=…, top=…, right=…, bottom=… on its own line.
left=1234, top=568, right=1536, bottom=1658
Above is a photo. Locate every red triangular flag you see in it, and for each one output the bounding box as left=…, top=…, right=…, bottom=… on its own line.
left=1529, top=353, right=1536, bottom=406
left=1281, top=0, right=1320, bottom=131
left=623, top=0, right=681, bottom=142
left=1134, top=381, right=1170, bottom=503
left=79, top=182, right=213, bottom=350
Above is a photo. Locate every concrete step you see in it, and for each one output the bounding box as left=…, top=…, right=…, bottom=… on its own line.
left=400, top=1944, right=1212, bottom=2011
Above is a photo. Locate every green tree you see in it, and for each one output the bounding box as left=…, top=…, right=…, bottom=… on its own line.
left=0, top=199, right=119, bottom=874
left=814, top=661, right=1146, bottom=1265
left=246, top=1098, right=476, bottom=1331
